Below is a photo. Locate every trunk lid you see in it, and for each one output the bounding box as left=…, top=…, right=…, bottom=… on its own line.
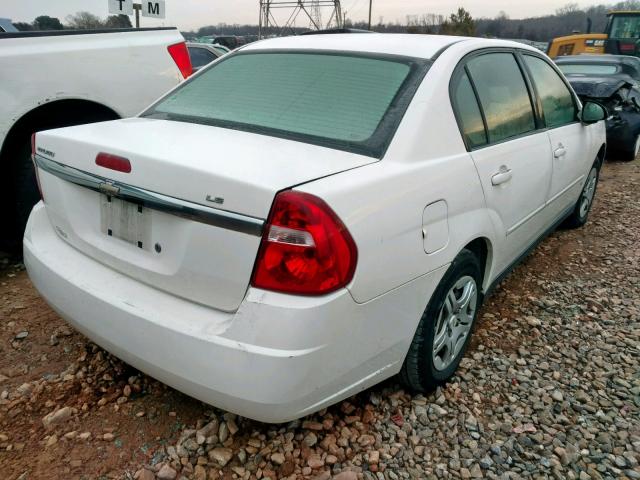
left=35, top=118, right=376, bottom=311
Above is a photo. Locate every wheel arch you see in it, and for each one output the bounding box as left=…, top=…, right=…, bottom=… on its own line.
left=461, top=236, right=493, bottom=293
left=1, top=98, right=121, bottom=159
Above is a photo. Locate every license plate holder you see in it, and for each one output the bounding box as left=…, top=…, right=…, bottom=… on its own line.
left=100, top=194, right=151, bottom=249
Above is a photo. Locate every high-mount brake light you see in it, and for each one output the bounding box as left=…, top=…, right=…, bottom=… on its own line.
left=251, top=191, right=357, bottom=296
left=167, top=42, right=193, bottom=79
left=95, top=153, right=132, bottom=173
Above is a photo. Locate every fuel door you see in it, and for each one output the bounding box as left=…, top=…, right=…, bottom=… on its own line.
left=422, top=200, right=449, bottom=254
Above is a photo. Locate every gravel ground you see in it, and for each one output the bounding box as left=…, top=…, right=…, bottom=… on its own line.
left=0, top=159, right=639, bottom=480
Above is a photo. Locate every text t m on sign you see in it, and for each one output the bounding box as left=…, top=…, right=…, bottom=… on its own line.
left=108, top=0, right=134, bottom=15
left=142, top=1, right=166, bottom=19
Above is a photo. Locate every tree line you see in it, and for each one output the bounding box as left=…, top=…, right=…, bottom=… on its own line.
left=473, top=1, right=640, bottom=41
left=13, top=12, right=132, bottom=31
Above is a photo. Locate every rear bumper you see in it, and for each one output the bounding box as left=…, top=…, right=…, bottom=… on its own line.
left=24, top=202, right=445, bottom=423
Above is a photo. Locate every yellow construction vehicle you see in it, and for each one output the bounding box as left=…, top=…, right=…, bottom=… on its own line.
left=548, top=11, right=640, bottom=58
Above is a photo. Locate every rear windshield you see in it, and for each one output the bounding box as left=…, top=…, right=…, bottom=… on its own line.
left=558, top=63, right=619, bottom=76
left=143, top=51, right=429, bottom=158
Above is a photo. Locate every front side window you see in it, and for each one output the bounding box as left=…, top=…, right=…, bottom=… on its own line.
left=524, top=55, right=577, bottom=129
left=451, top=71, right=487, bottom=148
left=466, top=53, right=536, bottom=144
left=144, top=51, right=426, bottom=158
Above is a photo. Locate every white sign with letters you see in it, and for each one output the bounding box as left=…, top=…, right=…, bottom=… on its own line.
left=142, top=0, right=166, bottom=18
left=108, top=0, right=134, bottom=15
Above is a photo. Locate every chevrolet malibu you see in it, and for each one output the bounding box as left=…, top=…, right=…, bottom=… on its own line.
left=24, top=34, right=606, bottom=423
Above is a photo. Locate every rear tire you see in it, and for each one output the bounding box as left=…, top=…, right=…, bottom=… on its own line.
left=400, top=249, right=482, bottom=392
left=563, top=164, right=599, bottom=229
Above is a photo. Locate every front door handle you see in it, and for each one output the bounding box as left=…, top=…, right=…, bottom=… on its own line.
left=491, top=166, right=512, bottom=186
left=554, top=146, right=567, bottom=158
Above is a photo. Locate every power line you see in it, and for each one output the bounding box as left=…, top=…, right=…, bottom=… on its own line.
left=258, top=1, right=344, bottom=39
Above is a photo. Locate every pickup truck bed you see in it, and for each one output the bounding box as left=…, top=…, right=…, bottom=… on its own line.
left=0, top=27, right=189, bottom=251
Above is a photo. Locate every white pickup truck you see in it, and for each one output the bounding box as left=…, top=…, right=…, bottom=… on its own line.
left=0, top=26, right=191, bottom=251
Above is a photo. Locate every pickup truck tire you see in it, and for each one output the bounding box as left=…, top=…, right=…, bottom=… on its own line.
left=4, top=106, right=119, bottom=254
left=13, top=141, right=40, bottom=251
left=400, top=249, right=482, bottom=392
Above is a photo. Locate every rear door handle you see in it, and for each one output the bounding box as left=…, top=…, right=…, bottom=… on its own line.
left=491, top=166, right=512, bottom=186
left=554, top=146, right=567, bottom=158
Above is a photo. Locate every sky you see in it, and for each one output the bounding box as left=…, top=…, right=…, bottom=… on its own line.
left=3, top=0, right=620, bottom=31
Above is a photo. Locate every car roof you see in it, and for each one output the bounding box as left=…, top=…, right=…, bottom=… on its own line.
left=187, top=42, right=217, bottom=49
left=300, top=28, right=373, bottom=35
left=241, top=33, right=532, bottom=60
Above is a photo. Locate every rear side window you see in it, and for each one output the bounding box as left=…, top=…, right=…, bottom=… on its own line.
left=452, top=71, right=487, bottom=148
left=524, top=56, right=577, bottom=128
left=144, top=51, right=428, bottom=158
left=467, top=53, right=536, bottom=143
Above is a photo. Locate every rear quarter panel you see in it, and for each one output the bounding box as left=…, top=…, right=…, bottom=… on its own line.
left=298, top=156, right=493, bottom=304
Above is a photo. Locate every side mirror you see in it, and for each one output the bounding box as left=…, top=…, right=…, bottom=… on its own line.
left=580, top=101, right=607, bottom=124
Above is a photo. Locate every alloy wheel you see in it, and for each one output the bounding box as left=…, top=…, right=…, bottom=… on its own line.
left=579, top=168, right=598, bottom=219
left=431, top=275, right=478, bottom=371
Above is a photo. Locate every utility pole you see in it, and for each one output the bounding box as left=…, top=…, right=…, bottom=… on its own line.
left=368, top=0, right=372, bottom=30
left=133, top=3, right=141, bottom=28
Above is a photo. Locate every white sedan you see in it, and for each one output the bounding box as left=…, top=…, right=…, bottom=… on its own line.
left=24, top=34, right=606, bottom=423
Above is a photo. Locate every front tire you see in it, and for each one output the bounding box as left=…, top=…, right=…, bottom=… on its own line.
left=400, top=249, right=482, bottom=392
left=563, top=164, right=599, bottom=229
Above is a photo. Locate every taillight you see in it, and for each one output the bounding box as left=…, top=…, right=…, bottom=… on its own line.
left=167, top=42, right=193, bottom=79
left=95, top=153, right=131, bottom=173
left=31, top=133, right=43, bottom=200
left=251, top=191, right=357, bottom=295
left=619, top=42, right=635, bottom=52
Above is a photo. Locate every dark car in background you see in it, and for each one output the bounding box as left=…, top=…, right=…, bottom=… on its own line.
left=0, top=17, right=18, bottom=32
left=187, top=42, right=225, bottom=72
left=556, top=55, right=640, bottom=160
left=207, top=35, right=240, bottom=49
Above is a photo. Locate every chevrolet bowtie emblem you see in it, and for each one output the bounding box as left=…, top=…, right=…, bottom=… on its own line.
left=99, top=182, right=120, bottom=196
